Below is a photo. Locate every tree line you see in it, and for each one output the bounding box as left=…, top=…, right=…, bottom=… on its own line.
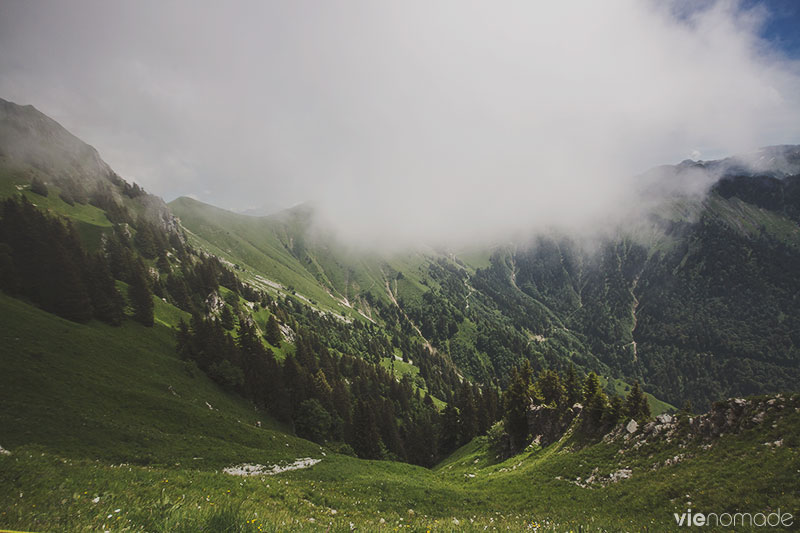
left=500, top=360, right=651, bottom=450
left=176, top=313, right=501, bottom=467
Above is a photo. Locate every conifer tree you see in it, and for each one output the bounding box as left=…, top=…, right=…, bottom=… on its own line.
left=266, top=314, right=282, bottom=346
left=352, top=399, right=382, bottom=459
left=538, top=369, right=566, bottom=407
left=625, top=381, right=651, bottom=421
left=582, top=372, right=607, bottom=425
left=30, top=177, right=48, bottom=196
left=503, top=363, right=533, bottom=449
left=87, top=253, right=124, bottom=325
left=565, top=363, right=582, bottom=406
left=220, top=305, right=235, bottom=330
left=128, top=260, right=154, bottom=326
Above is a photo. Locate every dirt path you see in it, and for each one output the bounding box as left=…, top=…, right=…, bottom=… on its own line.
left=627, top=273, right=642, bottom=363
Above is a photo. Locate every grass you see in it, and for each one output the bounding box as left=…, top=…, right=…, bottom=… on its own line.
left=379, top=354, right=447, bottom=409
left=0, top=292, right=314, bottom=468
left=2, top=284, right=797, bottom=532
left=1, top=186, right=797, bottom=531
left=169, top=197, right=347, bottom=314
left=607, top=377, right=677, bottom=416
left=0, top=163, right=113, bottom=251
left=2, top=391, right=797, bottom=531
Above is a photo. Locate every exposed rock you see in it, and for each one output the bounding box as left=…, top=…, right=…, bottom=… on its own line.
left=569, top=467, right=633, bottom=488
left=205, top=291, right=225, bottom=314
left=223, top=458, right=321, bottom=476
left=626, top=420, right=638, bottom=434
left=526, top=404, right=581, bottom=447
left=279, top=323, right=296, bottom=343
left=656, top=414, right=673, bottom=425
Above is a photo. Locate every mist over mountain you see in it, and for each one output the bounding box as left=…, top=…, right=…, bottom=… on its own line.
left=2, top=1, right=800, bottom=528
left=1, top=76, right=800, bottom=533
left=3, top=1, right=800, bottom=248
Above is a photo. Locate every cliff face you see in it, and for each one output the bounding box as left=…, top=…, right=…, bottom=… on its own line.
left=526, top=404, right=582, bottom=447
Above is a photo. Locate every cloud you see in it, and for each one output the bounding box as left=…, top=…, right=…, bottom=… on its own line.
left=1, top=0, right=799, bottom=247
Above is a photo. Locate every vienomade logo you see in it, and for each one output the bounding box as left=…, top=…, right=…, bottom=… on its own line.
left=673, top=508, right=794, bottom=528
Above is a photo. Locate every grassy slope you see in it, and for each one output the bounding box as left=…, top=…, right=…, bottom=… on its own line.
left=2, top=312, right=797, bottom=533
left=0, top=293, right=319, bottom=468
left=170, top=197, right=445, bottom=320
left=0, top=162, right=113, bottom=251
left=169, top=197, right=348, bottom=314
left=0, top=262, right=796, bottom=531
left=607, top=377, right=676, bottom=416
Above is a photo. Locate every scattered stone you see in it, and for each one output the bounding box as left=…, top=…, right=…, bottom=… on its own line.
left=626, top=420, right=638, bottom=434
left=608, top=468, right=632, bottom=483
left=223, top=458, right=321, bottom=476
left=0, top=445, right=11, bottom=456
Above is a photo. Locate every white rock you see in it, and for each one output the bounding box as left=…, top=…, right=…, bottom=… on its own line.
left=656, top=414, right=673, bottom=424
left=626, top=420, right=639, bottom=434
left=223, top=458, right=321, bottom=476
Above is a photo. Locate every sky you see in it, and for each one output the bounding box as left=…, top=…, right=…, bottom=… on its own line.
left=1, top=0, right=800, bottom=247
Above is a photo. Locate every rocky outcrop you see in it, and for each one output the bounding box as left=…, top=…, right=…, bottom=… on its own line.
left=605, top=394, right=799, bottom=450
left=526, top=403, right=582, bottom=447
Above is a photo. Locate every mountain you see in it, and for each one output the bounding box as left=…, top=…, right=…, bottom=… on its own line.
left=1, top=97, right=799, bottom=531
left=169, top=153, right=800, bottom=409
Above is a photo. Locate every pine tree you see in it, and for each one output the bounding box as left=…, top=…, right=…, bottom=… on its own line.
left=134, top=221, right=158, bottom=259
left=220, top=305, right=235, bottom=330
left=582, top=372, right=607, bottom=425
left=128, top=260, right=154, bottom=326
left=87, top=253, right=124, bottom=325
left=352, top=399, right=382, bottom=459
left=625, top=381, right=650, bottom=421
left=266, top=314, right=282, bottom=346
left=537, top=369, right=566, bottom=407
left=456, top=382, right=478, bottom=444
left=503, top=363, right=533, bottom=449
left=439, top=404, right=461, bottom=453
left=565, top=363, right=582, bottom=406
left=607, top=394, right=624, bottom=425
left=295, top=398, right=332, bottom=443
left=30, top=177, right=48, bottom=196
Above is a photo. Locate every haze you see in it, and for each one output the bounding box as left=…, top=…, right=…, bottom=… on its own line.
left=2, top=1, right=800, bottom=247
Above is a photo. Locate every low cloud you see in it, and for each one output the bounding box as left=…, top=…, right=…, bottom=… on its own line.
left=1, top=1, right=799, bottom=247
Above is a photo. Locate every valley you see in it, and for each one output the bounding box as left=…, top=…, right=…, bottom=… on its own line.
left=0, top=97, right=799, bottom=531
